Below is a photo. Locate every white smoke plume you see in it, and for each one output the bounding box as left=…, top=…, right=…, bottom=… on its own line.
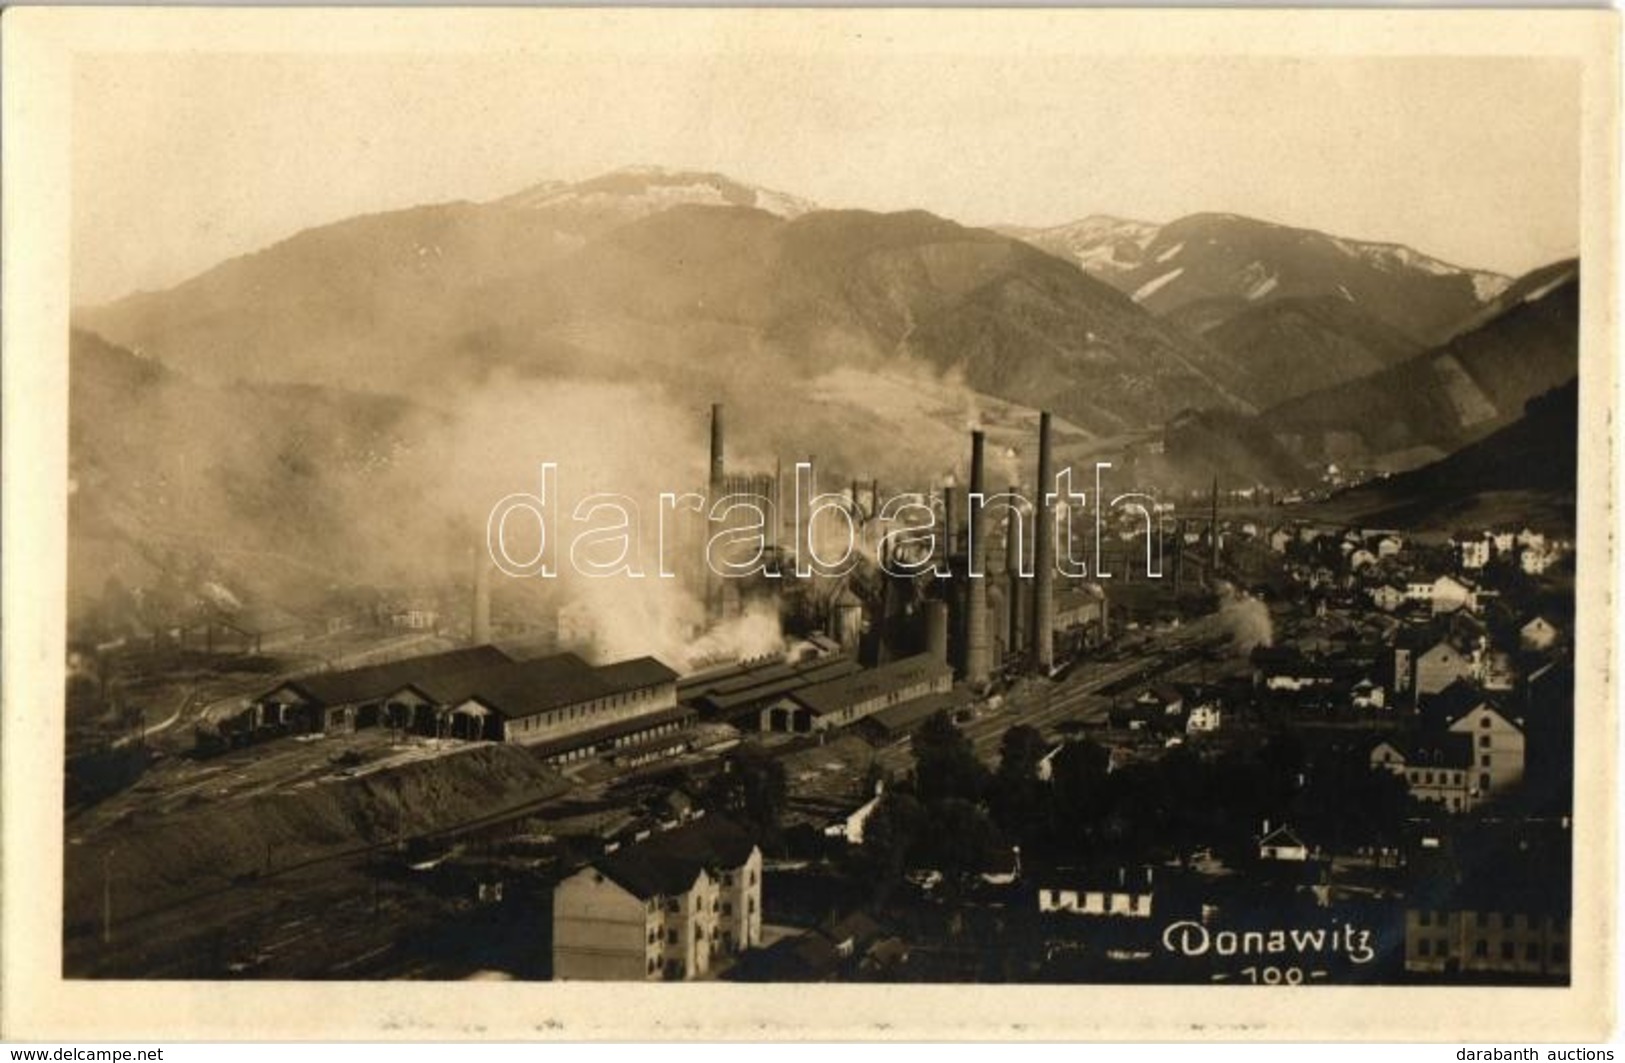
left=1214, top=580, right=1273, bottom=653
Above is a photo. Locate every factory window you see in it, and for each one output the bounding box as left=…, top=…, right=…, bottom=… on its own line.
left=667, top=929, right=678, bottom=945
left=1503, top=913, right=1516, bottom=929
left=666, top=899, right=680, bottom=913
left=648, top=958, right=657, bottom=974
left=1475, top=912, right=1487, bottom=928
left=1501, top=942, right=1515, bottom=961
left=1480, top=773, right=1491, bottom=790
left=722, top=873, right=733, bottom=887
left=1474, top=940, right=1488, bottom=958
left=1527, top=943, right=1540, bottom=962
left=1481, top=716, right=1492, bottom=728
left=1419, top=911, right=1432, bottom=927
left=722, top=903, right=733, bottom=916
left=1418, top=940, right=1431, bottom=957
left=1479, top=735, right=1491, bottom=748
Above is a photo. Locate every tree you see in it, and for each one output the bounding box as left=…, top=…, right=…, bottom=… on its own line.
left=912, top=711, right=989, bottom=804
left=852, top=790, right=928, bottom=889
left=990, top=725, right=1049, bottom=839
left=702, top=742, right=787, bottom=844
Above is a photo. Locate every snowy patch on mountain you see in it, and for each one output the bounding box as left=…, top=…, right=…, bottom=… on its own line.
left=1133, top=268, right=1185, bottom=303
left=1471, top=272, right=1513, bottom=302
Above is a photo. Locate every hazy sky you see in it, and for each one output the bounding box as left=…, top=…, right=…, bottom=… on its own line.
left=72, top=52, right=1580, bottom=304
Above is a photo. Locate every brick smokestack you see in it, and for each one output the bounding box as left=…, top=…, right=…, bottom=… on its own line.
left=1032, top=412, right=1055, bottom=673
left=1209, top=474, right=1220, bottom=580
left=924, top=599, right=950, bottom=663
left=965, top=430, right=991, bottom=687
left=1006, top=483, right=1028, bottom=659
left=471, top=544, right=492, bottom=645
left=709, top=403, right=726, bottom=489
left=706, top=403, right=725, bottom=624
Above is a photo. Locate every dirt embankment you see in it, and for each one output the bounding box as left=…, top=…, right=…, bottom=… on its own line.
left=64, top=743, right=569, bottom=933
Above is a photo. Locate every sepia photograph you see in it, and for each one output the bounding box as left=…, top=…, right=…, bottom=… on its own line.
left=1, top=5, right=1618, bottom=1043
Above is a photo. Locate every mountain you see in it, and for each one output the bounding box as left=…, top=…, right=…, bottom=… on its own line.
left=74, top=166, right=815, bottom=393
left=997, top=215, right=1160, bottom=283
left=1147, top=407, right=1320, bottom=491
left=1259, top=267, right=1579, bottom=470
left=66, top=328, right=432, bottom=629
left=1190, top=295, right=1427, bottom=408
left=1304, top=377, right=1578, bottom=533
left=496, top=164, right=818, bottom=222
left=1008, top=212, right=1510, bottom=346
left=77, top=176, right=1259, bottom=439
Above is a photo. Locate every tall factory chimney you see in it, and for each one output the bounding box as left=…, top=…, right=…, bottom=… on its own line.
left=709, top=403, right=727, bottom=489
left=705, top=403, right=726, bottom=624
left=1209, top=474, right=1220, bottom=580
left=924, top=599, right=950, bottom=664
left=1006, top=483, right=1028, bottom=659
left=941, top=483, right=958, bottom=561
left=964, top=430, right=991, bottom=687
left=471, top=545, right=492, bottom=645
left=1173, top=518, right=1186, bottom=593
left=772, top=456, right=783, bottom=558
left=1032, top=412, right=1056, bottom=673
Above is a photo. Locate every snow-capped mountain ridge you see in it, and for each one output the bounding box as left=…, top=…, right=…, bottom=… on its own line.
left=497, top=165, right=818, bottom=220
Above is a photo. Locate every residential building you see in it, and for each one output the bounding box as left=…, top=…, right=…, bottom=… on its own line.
left=1413, top=635, right=1483, bottom=701
left=1185, top=703, right=1222, bottom=734
left=1257, top=824, right=1310, bottom=862
left=1369, top=583, right=1407, bottom=613
left=552, top=814, right=762, bottom=981
left=1372, top=682, right=1525, bottom=811
left=1037, top=867, right=1156, bottom=919
left=1405, top=906, right=1569, bottom=980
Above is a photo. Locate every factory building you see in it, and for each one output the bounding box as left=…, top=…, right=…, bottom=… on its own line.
left=759, top=652, right=953, bottom=734
left=248, top=645, right=515, bottom=735
left=552, top=814, right=762, bottom=981
left=398, top=652, right=686, bottom=761
left=679, top=654, right=865, bottom=729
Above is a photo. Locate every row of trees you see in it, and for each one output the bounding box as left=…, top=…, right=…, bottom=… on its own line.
left=853, top=711, right=1413, bottom=891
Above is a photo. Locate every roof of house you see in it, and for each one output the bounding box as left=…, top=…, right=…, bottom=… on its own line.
left=1420, top=678, right=1494, bottom=727
left=437, top=653, right=680, bottom=720
left=1258, top=824, right=1307, bottom=849
left=269, top=645, right=515, bottom=708
left=591, top=814, right=758, bottom=899
left=789, top=654, right=952, bottom=717
left=1148, top=684, right=1183, bottom=704
left=595, top=656, right=682, bottom=692
left=864, top=688, right=970, bottom=736
left=680, top=655, right=864, bottom=717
